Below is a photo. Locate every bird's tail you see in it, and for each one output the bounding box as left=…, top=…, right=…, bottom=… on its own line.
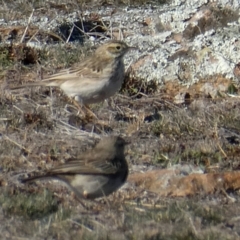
left=9, top=79, right=60, bottom=90
left=21, top=174, right=48, bottom=183
left=9, top=82, right=43, bottom=90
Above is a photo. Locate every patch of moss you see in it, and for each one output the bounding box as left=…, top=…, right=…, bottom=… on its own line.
left=0, top=46, right=13, bottom=68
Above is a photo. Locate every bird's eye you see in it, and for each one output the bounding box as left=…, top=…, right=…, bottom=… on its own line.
left=116, top=45, right=121, bottom=50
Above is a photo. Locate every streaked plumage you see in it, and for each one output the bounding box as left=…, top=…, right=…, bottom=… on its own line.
left=21, top=136, right=129, bottom=199
left=12, top=41, right=132, bottom=105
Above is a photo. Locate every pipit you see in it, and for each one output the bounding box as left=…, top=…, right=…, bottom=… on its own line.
left=21, top=136, right=129, bottom=200
left=11, top=40, right=133, bottom=117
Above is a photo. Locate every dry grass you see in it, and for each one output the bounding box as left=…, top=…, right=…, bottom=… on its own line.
left=1, top=1, right=240, bottom=239
left=2, top=68, right=240, bottom=239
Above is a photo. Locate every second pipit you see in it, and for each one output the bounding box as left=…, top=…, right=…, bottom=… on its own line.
left=11, top=40, right=134, bottom=118
left=21, top=136, right=129, bottom=203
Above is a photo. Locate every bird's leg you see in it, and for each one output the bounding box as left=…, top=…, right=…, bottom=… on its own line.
left=83, top=104, right=99, bottom=121
left=73, top=194, right=104, bottom=213
left=70, top=97, right=87, bottom=117
left=66, top=96, right=109, bottom=126
left=64, top=95, right=87, bottom=118
left=70, top=96, right=99, bottom=121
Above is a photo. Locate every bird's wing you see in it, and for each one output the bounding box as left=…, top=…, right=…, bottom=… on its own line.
left=41, top=57, right=113, bottom=84
left=40, top=67, right=100, bottom=86
left=48, top=154, right=118, bottom=176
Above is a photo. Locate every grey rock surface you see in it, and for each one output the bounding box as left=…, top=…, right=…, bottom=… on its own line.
left=1, top=0, right=240, bottom=85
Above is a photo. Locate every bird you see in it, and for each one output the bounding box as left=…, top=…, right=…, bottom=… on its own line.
left=21, top=136, right=129, bottom=200
left=11, top=40, right=133, bottom=106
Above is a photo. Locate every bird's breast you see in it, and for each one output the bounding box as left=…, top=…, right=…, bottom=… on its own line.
left=82, top=61, right=125, bottom=104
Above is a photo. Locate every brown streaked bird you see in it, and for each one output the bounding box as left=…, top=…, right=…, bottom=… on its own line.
left=11, top=40, right=133, bottom=106
left=21, top=136, right=129, bottom=200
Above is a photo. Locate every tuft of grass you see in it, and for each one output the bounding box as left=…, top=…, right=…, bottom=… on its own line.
left=37, top=42, right=93, bottom=72
left=0, top=46, right=13, bottom=69
left=121, top=200, right=228, bottom=240
left=121, top=75, right=159, bottom=97
left=0, top=188, right=59, bottom=220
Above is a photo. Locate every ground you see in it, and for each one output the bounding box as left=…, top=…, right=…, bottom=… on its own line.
left=1, top=1, right=240, bottom=240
